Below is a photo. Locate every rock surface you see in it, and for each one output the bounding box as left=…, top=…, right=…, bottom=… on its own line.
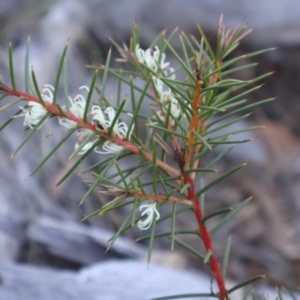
left=0, top=260, right=215, bottom=300
left=0, top=260, right=298, bottom=300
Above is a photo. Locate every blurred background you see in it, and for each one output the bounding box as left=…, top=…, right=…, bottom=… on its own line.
left=0, top=0, right=300, bottom=299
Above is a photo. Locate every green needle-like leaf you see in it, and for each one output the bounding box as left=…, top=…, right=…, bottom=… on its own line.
left=202, top=208, right=233, bottom=224
left=170, top=202, right=177, bottom=251
left=53, top=41, right=69, bottom=104
left=98, top=48, right=112, bottom=104
left=31, top=69, right=46, bottom=106
left=197, top=163, right=247, bottom=197
left=30, top=127, right=77, bottom=177
left=222, top=236, right=232, bottom=279
left=107, top=212, right=132, bottom=250
left=56, top=145, right=94, bottom=186
left=25, top=37, right=31, bottom=93
left=136, top=230, right=199, bottom=242
left=83, top=69, right=98, bottom=121
left=0, top=99, right=23, bottom=111
left=151, top=293, right=218, bottom=300
left=208, top=98, right=274, bottom=129
left=174, top=238, right=205, bottom=260
left=222, top=63, right=258, bottom=76
left=179, top=34, right=192, bottom=71
left=98, top=194, right=128, bottom=216
left=241, top=286, right=253, bottom=300
left=196, top=24, right=215, bottom=60
left=107, top=99, right=127, bottom=137
left=205, top=113, right=251, bottom=136
left=113, top=160, right=130, bottom=190
left=63, top=59, right=69, bottom=110
left=127, top=75, right=152, bottom=140
left=164, top=39, right=194, bottom=79
left=11, top=113, right=51, bottom=158
left=152, top=139, right=158, bottom=194
left=0, top=109, right=22, bottom=131
left=147, top=212, right=158, bottom=265
left=79, top=176, right=103, bottom=207
left=157, top=206, right=192, bottom=224
left=193, top=145, right=234, bottom=169
left=192, top=130, right=212, bottom=151
left=211, top=197, right=252, bottom=236
left=203, top=251, right=212, bottom=264
left=8, top=41, right=17, bottom=90
left=131, top=198, right=139, bottom=227
left=228, top=275, right=266, bottom=294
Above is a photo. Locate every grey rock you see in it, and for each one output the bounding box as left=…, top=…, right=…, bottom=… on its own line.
left=27, top=216, right=145, bottom=264
left=0, top=260, right=298, bottom=300
left=0, top=260, right=216, bottom=300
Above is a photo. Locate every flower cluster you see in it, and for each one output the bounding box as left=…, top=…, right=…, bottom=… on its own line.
left=16, top=84, right=133, bottom=155
left=135, top=45, right=181, bottom=125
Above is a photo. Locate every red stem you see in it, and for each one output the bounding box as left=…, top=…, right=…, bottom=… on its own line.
left=182, top=173, right=227, bottom=300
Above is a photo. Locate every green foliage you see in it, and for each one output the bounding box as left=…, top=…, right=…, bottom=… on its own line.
left=0, top=15, right=288, bottom=300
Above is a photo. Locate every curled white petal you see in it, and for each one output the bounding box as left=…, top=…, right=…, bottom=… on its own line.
left=75, top=129, right=97, bottom=155
left=58, top=117, right=77, bottom=129
left=135, top=45, right=175, bottom=79
left=76, top=128, right=93, bottom=140
left=137, top=202, right=160, bottom=230
left=91, top=105, right=111, bottom=131
left=94, top=141, right=124, bottom=155
left=59, top=86, right=88, bottom=129
left=75, top=140, right=97, bottom=155
left=41, top=84, right=55, bottom=103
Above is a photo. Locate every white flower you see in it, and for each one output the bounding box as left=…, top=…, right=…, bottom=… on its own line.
left=137, top=202, right=160, bottom=230
left=91, top=105, right=111, bottom=131
left=58, top=86, right=88, bottom=129
left=75, top=128, right=97, bottom=155
left=135, top=45, right=159, bottom=72
left=15, top=84, right=54, bottom=129
left=18, top=102, right=48, bottom=129
left=135, top=45, right=175, bottom=78
left=161, top=91, right=181, bottom=119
